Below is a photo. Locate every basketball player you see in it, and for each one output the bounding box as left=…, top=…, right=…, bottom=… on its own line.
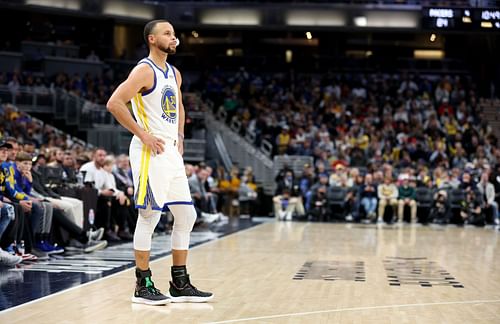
left=107, top=20, right=213, bottom=305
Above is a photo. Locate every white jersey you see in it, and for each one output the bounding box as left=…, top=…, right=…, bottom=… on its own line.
left=128, top=58, right=191, bottom=210
left=130, top=57, right=179, bottom=141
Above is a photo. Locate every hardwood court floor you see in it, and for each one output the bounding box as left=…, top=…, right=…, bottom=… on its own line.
left=1, top=222, right=499, bottom=323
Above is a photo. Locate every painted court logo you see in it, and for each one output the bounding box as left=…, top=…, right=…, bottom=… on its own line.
left=161, top=86, right=177, bottom=124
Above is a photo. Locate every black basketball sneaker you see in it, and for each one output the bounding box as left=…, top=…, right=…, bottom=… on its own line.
left=131, top=269, right=170, bottom=305
left=169, top=275, right=214, bottom=303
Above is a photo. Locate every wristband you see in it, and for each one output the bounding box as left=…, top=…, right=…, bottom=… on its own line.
left=178, top=133, right=184, bottom=140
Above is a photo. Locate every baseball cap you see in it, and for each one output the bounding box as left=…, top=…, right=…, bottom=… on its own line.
left=0, top=141, right=13, bottom=149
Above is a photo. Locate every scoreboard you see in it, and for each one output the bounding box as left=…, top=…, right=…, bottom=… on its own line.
left=422, top=7, right=500, bottom=30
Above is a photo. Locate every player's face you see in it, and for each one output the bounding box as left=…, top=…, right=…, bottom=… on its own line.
left=152, top=22, right=177, bottom=54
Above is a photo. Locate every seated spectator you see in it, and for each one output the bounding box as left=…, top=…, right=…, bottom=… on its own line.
left=430, top=189, right=449, bottom=224
left=338, top=174, right=357, bottom=221
left=238, top=175, right=258, bottom=217
left=460, top=171, right=475, bottom=191
left=449, top=168, right=462, bottom=189
left=5, top=152, right=64, bottom=256
left=47, top=148, right=64, bottom=168
left=360, top=173, right=378, bottom=221
left=61, top=150, right=78, bottom=183
left=493, top=163, right=500, bottom=208
left=309, top=185, right=328, bottom=221
left=0, top=141, right=37, bottom=262
left=113, top=154, right=138, bottom=232
left=32, top=158, right=85, bottom=228
left=102, top=156, right=135, bottom=238
left=397, top=174, right=417, bottom=223
left=0, top=205, right=21, bottom=265
left=299, top=164, right=315, bottom=200
left=273, top=188, right=301, bottom=221
left=23, top=140, right=36, bottom=155
left=34, top=154, right=47, bottom=168
left=329, top=164, right=348, bottom=187
left=0, top=142, right=22, bottom=266
left=113, top=154, right=134, bottom=196
left=189, top=167, right=217, bottom=214
left=273, top=170, right=305, bottom=220
left=81, top=148, right=132, bottom=241
left=306, top=172, right=329, bottom=212
left=377, top=176, right=398, bottom=222
left=205, top=166, right=218, bottom=193
left=276, top=126, right=290, bottom=155
left=28, top=156, right=107, bottom=253
left=477, top=172, right=499, bottom=225
left=227, top=166, right=241, bottom=215
left=460, top=188, right=484, bottom=226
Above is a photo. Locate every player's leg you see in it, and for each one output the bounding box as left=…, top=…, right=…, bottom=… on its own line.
left=131, top=207, right=169, bottom=305
left=168, top=203, right=213, bottom=302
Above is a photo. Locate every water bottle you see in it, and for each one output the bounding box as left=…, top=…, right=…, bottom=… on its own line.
left=18, top=240, right=25, bottom=255
left=88, top=209, right=95, bottom=229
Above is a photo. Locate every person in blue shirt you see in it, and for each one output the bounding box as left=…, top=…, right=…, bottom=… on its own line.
left=0, top=141, right=23, bottom=266
left=3, top=151, right=63, bottom=256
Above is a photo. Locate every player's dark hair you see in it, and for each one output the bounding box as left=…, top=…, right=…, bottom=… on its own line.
left=143, top=20, right=168, bottom=47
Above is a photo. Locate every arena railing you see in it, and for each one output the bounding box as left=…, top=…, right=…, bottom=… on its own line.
left=0, top=85, right=56, bottom=114
left=1, top=101, right=92, bottom=150
left=206, top=110, right=275, bottom=195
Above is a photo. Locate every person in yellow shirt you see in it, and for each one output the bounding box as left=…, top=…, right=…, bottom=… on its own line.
left=377, top=176, right=399, bottom=222
left=277, top=126, right=291, bottom=155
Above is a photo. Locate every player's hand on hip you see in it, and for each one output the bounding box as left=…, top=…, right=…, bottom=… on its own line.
left=140, top=132, right=165, bottom=156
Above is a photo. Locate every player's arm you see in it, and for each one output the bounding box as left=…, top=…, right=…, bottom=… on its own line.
left=174, top=67, right=185, bottom=155
left=107, top=64, right=165, bottom=154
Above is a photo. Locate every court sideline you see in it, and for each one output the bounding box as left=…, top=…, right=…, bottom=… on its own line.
left=1, top=222, right=499, bottom=323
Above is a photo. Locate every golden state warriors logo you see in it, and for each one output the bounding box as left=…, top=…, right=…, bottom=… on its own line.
left=161, top=86, right=177, bottom=124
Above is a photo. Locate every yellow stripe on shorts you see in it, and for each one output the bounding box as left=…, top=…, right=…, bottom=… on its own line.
left=135, top=93, right=152, bottom=206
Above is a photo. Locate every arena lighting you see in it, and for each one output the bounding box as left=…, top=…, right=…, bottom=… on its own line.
left=305, top=32, right=312, bottom=40
left=430, top=33, right=437, bottom=42
left=286, top=10, right=345, bottom=26
left=354, top=16, right=367, bottom=27
left=226, top=49, right=234, bottom=57
left=285, top=50, right=293, bottom=63
left=25, top=0, right=80, bottom=10
left=364, top=11, right=418, bottom=28
left=201, top=9, right=260, bottom=25
left=414, top=49, right=444, bottom=60
left=191, top=31, right=199, bottom=38
left=481, top=21, right=493, bottom=28
left=103, top=0, right=154, bottom=19
left=462, top=17, right=472, bottom=23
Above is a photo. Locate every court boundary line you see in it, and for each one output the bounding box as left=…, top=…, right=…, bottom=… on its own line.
left=0, top=221, right=269, bottom=315
left=206, top=299, right=500, bottom=324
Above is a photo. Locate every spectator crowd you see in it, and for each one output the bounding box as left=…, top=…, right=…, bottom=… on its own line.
left=0, top=101, right=254, bottom=268
left=1, top=66, right=500, bottom=268
left=202, top=69, right=499, bottom=224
